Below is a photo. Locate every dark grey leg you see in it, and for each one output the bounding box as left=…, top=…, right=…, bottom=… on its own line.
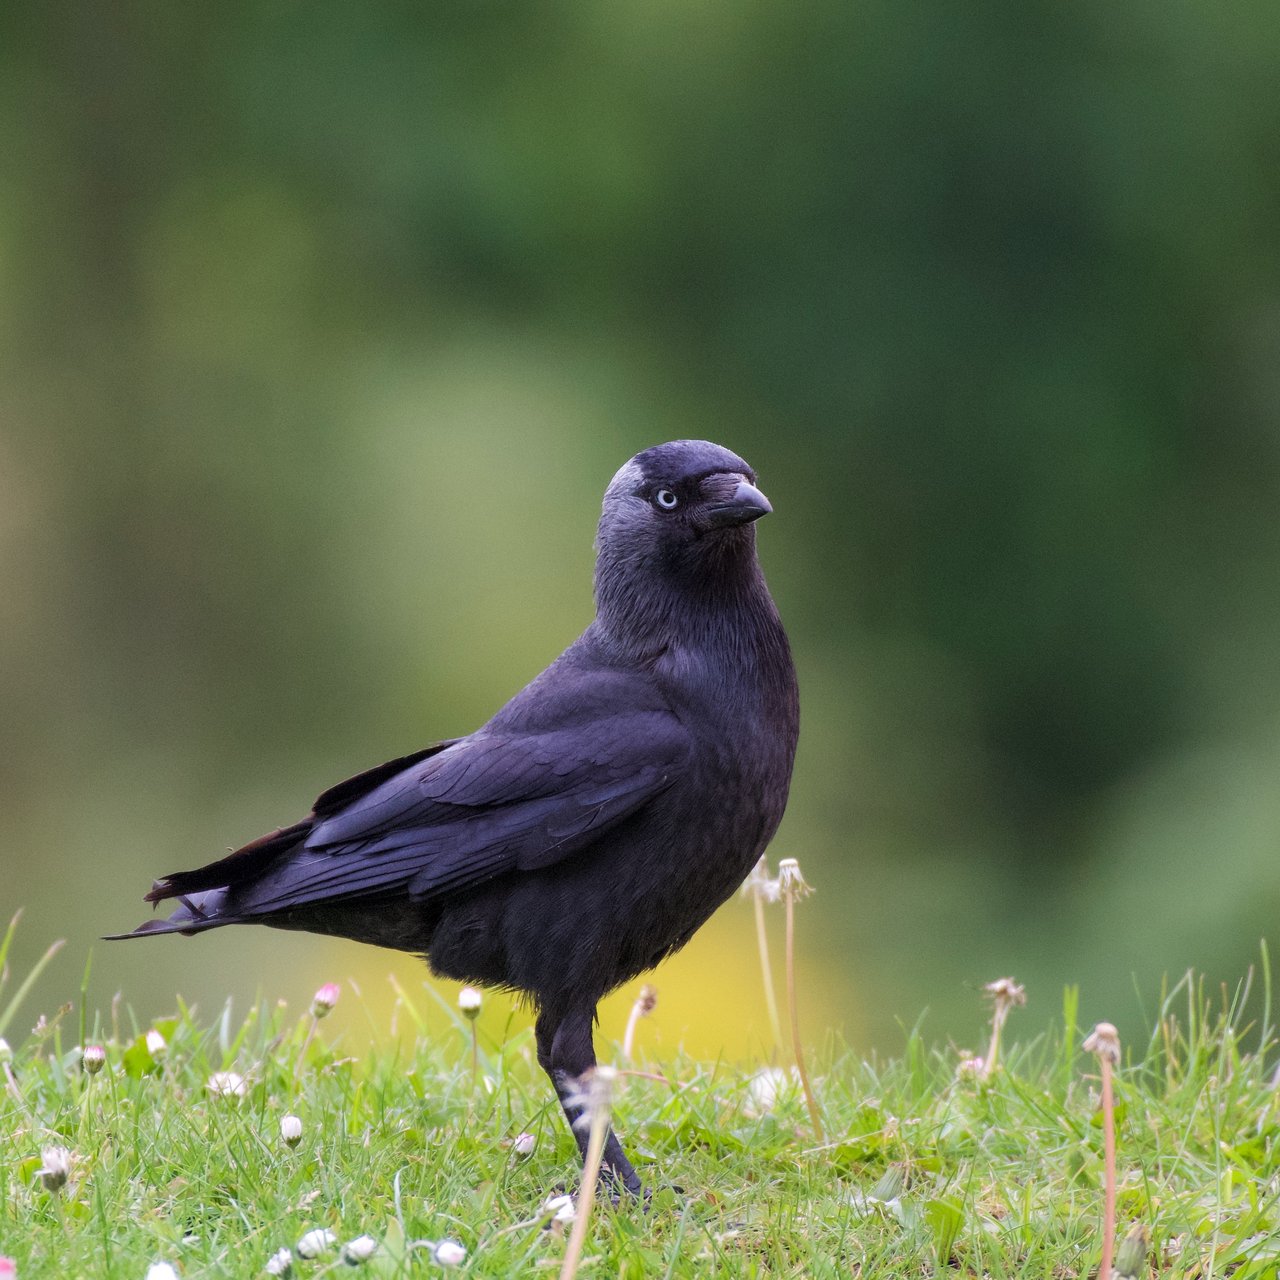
left=535, top=1006, right=642, bottom=1195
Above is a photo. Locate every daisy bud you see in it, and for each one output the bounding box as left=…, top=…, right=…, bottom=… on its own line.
left=457, top=986, right=482, bottom=1020
left=206, top=1071, right=247, bottom=1098
left=264, top=1248, right=292, bottom=1276
left=432, top=1240, right=467, bottom=1267
left=544, top=1193, right=576, bottom=1224
left=280, top=1115, right=303, bottom=1147
left=1114, top=1222, right=1149, bottom=1280
left=36, top=1146, right=72, bottom=1193
left=747, top=1065, right=797, bottom=1114
left=0, top=1038, right=12, bottom=1064
left=82, top=1044, right=106, bottom=1075
left=296, top=1229, right=337, bottom=1259
left=310, top=983, right=340, bottom=1019
left=955, top=1055, right=985, bottom=1079
left=340, top=1236, right=378, bottom=1265
left=145, top=1264, right=179, bottom=1280
left=145, top=1029, right=167, bottom=1059
left=1083, top=1021, right=1122, bottom=1066
left=0, top=1257, right=14, bottom=1277
left=513, top=1131, right=536, bottom=1157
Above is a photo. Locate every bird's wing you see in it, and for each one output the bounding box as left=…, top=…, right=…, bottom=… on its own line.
left=219, top=710, right=690, bottom=914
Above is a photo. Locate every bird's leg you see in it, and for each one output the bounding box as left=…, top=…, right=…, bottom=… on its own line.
left=535, top=1007, right=642, bottom=1196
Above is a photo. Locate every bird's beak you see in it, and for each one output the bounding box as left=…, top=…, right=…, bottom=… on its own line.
left=703, top=475, right=773, bottom=529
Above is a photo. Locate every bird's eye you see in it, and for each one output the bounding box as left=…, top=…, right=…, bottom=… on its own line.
left=653, top=489, right=679, bottom=511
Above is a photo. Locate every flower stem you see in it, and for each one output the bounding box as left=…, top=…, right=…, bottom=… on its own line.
left=558, top=1081, right=611, bottom=1280
left=753, top=890, right=783, bottom=1048
left=785, top=885, right=823, bottom=1140
left=1099, top=1055, right=1116, bottom=1280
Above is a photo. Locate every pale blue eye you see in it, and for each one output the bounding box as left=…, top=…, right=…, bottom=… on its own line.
left=653, top=489, right=679, bottom=511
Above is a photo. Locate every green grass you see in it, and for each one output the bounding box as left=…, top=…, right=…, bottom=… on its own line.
left=4, top=941, right=1280, bottom=1278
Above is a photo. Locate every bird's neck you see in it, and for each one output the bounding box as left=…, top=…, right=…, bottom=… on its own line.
left=591, top=540, right=781, bottom=666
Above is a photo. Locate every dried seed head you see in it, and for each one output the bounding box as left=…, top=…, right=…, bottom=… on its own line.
left=340, top=1235, right=378, bottom=1265
left=206, top=1071, right=247, bottom=1098
left=457, top=986, right=483, bottom=1019
left=777, top=858, right=814, bottom=899
left=1083, top=1021, right=1121, bottom=1065
left=983, top=977, right=1027, bottom=1010
left=310, top=983, right=340, bottom=1019
left=37, top=1146, right=72, bottom=1193
left=513, top=1131, right=536, bottom=1157
left=265, top=1247, right=293, bottom=1276
left=280, top=1114, right=303, bottom=1147
left=432, top=1241, right=467, bottom=1267
left=145, top=1029, right=167, bottom=1059
left=740, top=856, right=781, bottom=902
left=82, top=1044, right=106, bottom=1075
left=296, top=1229, right=337, bottom=1259
left=635, top=984, right=658, bottom=1017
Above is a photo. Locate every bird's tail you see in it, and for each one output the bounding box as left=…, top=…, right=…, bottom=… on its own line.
left=102, top=889, right=238, bottom=939
left=104, top=821, right=311, bottom=941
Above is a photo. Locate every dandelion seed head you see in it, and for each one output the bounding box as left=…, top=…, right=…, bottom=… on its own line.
left=777, top=858, right=813, bottom=898
left=983, top=977, right=1027, bottom=1009
left=1083, top=1021, right=1121, bottom=1065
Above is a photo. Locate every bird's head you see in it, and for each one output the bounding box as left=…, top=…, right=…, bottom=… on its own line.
left=594, top=440, right=774, bottom=642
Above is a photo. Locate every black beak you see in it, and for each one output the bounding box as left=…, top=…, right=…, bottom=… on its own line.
left=704, top=478, right=773, bottom=529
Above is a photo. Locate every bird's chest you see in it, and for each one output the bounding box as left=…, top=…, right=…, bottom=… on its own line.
left=657, top=645, right=796, bottom=853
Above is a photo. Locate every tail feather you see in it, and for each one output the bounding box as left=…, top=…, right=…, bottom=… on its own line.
left=103, top=889, right=240, bottom=940
left=110, top=741, right=458, bottom=943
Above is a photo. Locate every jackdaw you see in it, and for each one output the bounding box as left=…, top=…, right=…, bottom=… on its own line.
left=110, top=438, right=799, bottom=1194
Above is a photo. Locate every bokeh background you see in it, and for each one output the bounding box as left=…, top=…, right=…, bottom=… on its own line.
left=3, top=2, right=1280, bottom=1060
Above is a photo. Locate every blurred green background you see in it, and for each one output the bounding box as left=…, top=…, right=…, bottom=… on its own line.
left=3, top=1, right=1280, bottom=1059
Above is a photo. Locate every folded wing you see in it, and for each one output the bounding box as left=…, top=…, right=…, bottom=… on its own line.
left=139, top=710, right=690, bottom=924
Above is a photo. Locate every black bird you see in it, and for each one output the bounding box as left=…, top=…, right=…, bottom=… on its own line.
left=110, top=439, right=799, bottom=1194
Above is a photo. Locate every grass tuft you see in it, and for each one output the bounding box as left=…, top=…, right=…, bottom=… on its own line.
left=2, top=947, right=1280, bottom=1277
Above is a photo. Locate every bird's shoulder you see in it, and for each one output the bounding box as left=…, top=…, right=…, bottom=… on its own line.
left=304, top=635, right=691, bottom=851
